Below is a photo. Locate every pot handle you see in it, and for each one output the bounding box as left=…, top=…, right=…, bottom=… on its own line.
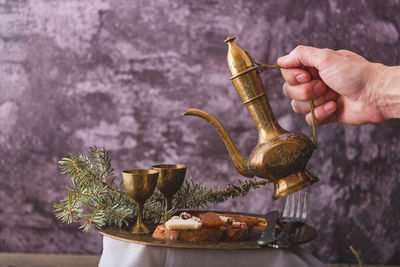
left=309, top=99, right=317, bottom=148
left=250, top=57, right=318, bottom=148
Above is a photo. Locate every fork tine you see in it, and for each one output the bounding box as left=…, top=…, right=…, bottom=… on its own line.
left=282, top=194, right=291, bottom=220
left=301, top=192, right=307, bottom=223
left=289, top=193, right=296, bottom=220
left=295, top=192, right=302, bottom=220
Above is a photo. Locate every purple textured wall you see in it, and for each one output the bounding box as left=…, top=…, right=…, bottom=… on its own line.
left=0, top=0, right=399, bottom=264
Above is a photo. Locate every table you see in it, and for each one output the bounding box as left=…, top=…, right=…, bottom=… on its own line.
left=99, top=236, right=325, bottom=267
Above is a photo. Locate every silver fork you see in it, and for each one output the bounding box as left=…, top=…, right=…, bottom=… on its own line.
left=270, top=191, right=308, bottom=248
left=282, top=191, right=307, bottom=224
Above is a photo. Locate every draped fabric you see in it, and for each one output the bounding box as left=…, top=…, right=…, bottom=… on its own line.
left=99, top=236, right=325, bottom=267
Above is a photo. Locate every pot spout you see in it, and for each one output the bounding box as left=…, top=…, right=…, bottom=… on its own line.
left=184, top=108, right=254, bottom=178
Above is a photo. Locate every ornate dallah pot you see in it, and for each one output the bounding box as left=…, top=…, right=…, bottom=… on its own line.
left=184, top=37, right=318, bottom=199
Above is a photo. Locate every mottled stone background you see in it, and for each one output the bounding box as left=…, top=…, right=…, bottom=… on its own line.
left=0, top=0, right=399, bottom=264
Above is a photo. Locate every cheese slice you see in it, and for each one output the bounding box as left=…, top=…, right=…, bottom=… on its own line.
left=219, top=215, right=230, bottom=224
left=165, top=216, right=202, bottom=230
left=218, top=215, right=247, bottom=228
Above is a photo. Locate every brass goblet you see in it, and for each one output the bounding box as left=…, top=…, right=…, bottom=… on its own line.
left=152, top=164, right=186, bottom=212
left=122, top=169, right=159, bottom=234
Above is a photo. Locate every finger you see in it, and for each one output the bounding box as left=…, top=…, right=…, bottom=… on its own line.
left=283, top=80, right=327, bottom=101
left=280, top=68, right=311, bottom=85
left=291, top=89, right=338, bottom=114
left=306, top=115, right=337, bottom=127
left=305, top=101, right=337, bottom=125
left=278, top=45, right=332, bottom=69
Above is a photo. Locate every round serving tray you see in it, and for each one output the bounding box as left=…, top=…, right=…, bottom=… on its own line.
left=98, top=210, right=317, bottom=250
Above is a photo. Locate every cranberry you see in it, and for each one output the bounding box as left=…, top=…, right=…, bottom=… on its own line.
left=227, top=218, right=233, bottom=225
left=180, top=212, right=191, bottom=220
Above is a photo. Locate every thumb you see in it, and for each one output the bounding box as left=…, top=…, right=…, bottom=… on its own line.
left=278, top=45, right=332, bottom=70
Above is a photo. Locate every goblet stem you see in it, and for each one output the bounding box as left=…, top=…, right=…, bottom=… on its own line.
left=164, top=196, right=173, bottom=212
left=131, top=201, right=150, bottom=234
left=137, top=201, right=144, bottom=225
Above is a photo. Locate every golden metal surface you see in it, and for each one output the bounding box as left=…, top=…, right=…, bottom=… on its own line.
left=152, top=164, right=187, bottom=212
left=122, top=169, right=159, bottom=234
left=309, top=100, right=317, bottom=148
left=98, top=211, right=317, bottom=249
left=272, top=171, right=319, bottom=200
left=184, top=37, right=319, bottom=199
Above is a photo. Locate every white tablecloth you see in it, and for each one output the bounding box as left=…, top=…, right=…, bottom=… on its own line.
left=99, top=236, right=325, bottom=267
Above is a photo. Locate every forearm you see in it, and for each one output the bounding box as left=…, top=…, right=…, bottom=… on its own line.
left=373, top=64, right=400, bottom=120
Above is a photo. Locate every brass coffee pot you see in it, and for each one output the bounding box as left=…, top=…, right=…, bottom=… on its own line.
left=184, top=36, right=319, bottom=200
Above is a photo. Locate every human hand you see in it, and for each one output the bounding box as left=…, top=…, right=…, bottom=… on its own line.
left=277, top=46, right=386, bottom=126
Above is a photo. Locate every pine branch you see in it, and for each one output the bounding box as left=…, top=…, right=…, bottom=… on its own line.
left=54, top=147, right=270, bottom=232
left=172, top=177, right=269, bottom=210
left=55, top=147, right=133, bottom=231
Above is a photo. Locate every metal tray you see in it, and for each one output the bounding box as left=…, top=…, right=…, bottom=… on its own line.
left=98, top=211, right=317, bottom=250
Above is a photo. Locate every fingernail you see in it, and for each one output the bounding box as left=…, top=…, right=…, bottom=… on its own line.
left=296, top=74, right=308, bottom=83
left=313, top=81, right=325, bottom=95
left=323, top=102, right=335, bottom=111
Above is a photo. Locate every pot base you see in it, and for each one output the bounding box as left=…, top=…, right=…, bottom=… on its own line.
left=272, top=171, right=319, bottom=200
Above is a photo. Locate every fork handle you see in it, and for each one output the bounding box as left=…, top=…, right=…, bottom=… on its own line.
left=257, top=210, right=280, bottom=246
